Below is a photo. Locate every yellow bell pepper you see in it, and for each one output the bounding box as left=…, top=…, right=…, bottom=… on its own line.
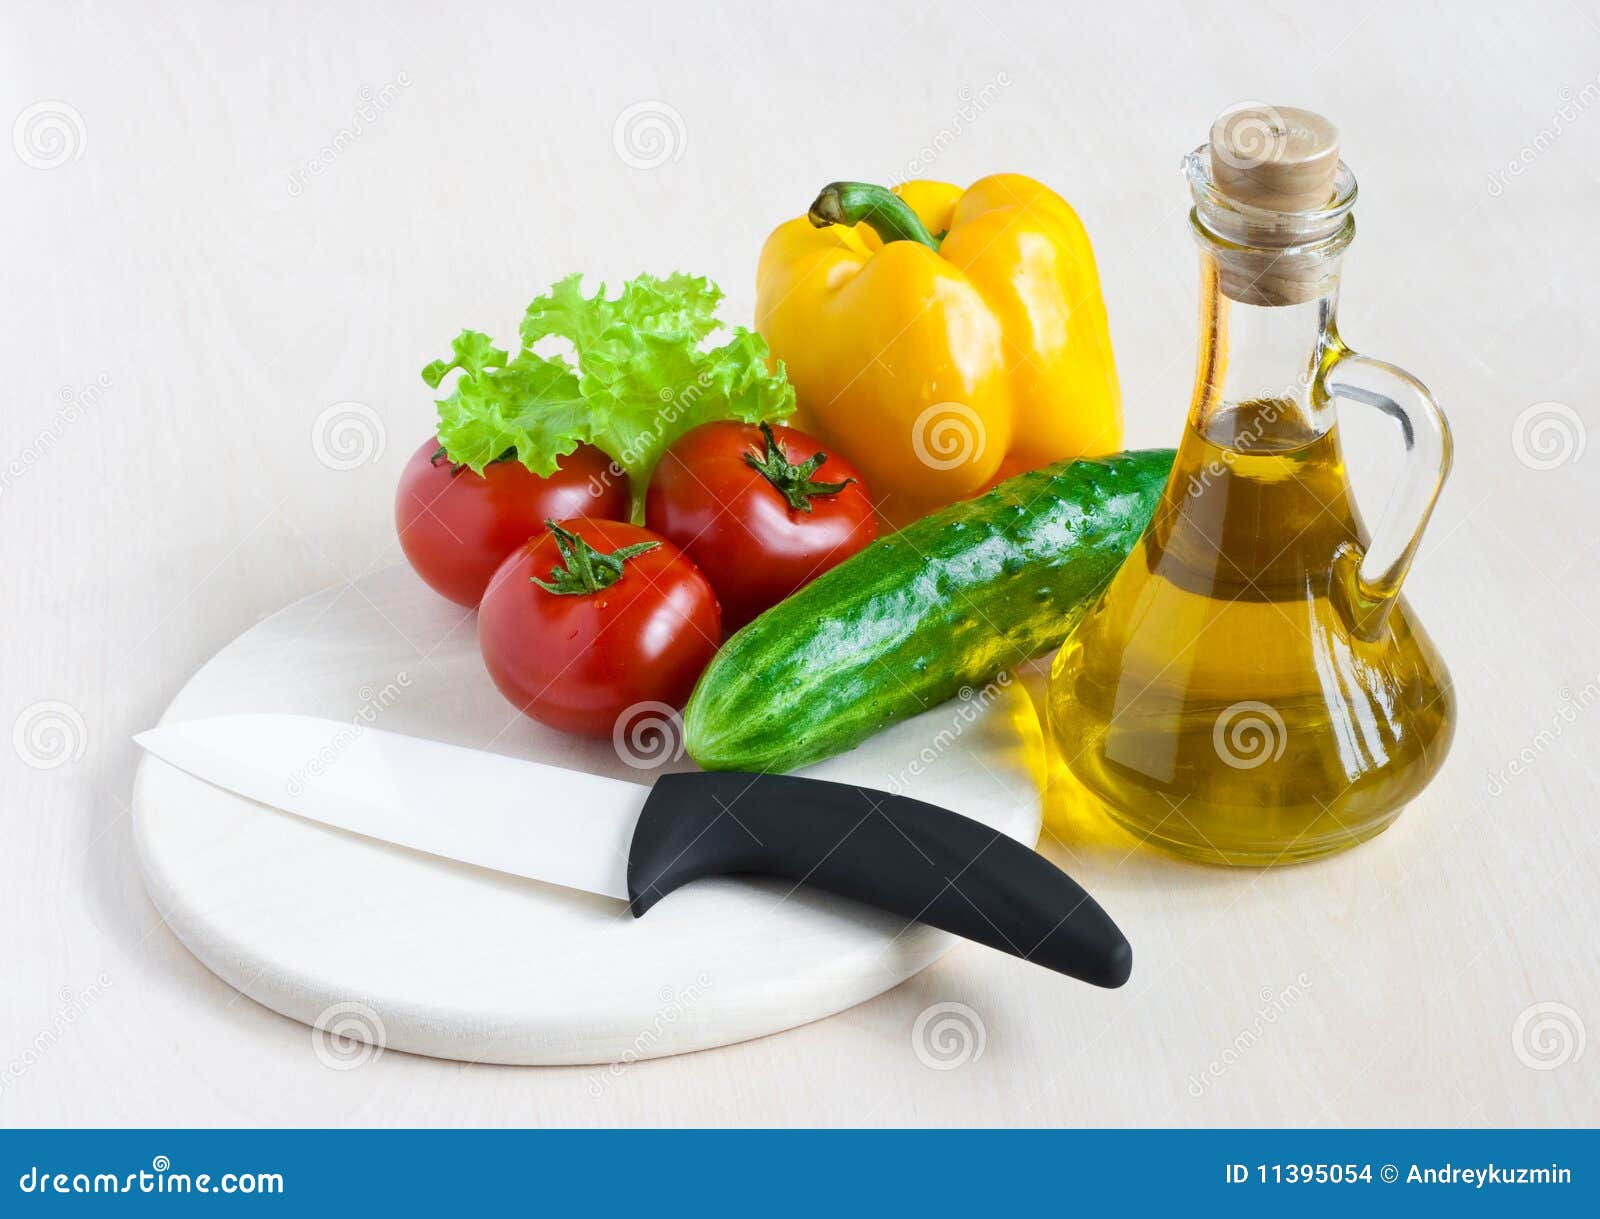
left=756, top=175, right=1122, bottom=524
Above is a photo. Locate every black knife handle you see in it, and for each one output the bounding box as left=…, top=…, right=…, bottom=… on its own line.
left=626, top=771, right=1131, bottom=988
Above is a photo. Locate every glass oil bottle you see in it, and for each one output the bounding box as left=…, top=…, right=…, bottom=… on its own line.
left=1046, top=106, right=1456, bottom=865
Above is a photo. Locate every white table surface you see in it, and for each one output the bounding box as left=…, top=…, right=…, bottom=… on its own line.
left=4, top=0, right=1597, bottom=1127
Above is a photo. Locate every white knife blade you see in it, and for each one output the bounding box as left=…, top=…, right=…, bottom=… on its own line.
left=134, top=714, right=643, bottom=900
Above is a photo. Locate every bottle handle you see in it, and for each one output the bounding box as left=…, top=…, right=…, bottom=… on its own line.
left=1322, top=352, right=1452, bottom=641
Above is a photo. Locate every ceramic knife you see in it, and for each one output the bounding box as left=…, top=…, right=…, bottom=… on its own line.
left=133, top=714, right=1131, bottom=987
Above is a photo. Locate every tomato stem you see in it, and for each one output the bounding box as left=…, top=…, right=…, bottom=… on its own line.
left=742, top=422, right=854, bottom=513
left=531, top=521, right=660, bottom=596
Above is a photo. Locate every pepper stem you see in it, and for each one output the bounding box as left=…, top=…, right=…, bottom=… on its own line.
left=807, top=182, right=942, bottom=251
left=743, top=422, right=854, bottom=513
left=531, top=521, right=660, bottom=596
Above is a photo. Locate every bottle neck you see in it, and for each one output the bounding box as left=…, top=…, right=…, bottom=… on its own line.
left=1181, top=143, right=1358, bottom=453
left=1188, top=251, right=1345, bottom=452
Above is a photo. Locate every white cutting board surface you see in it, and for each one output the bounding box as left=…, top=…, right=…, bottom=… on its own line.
left=131, top=564, right=1044, bottom=1065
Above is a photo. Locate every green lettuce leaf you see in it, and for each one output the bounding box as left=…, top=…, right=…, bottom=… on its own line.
left=424, top=273, right=794, bottom=516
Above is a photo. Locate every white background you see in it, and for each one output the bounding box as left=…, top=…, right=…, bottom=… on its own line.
left=3, top=0, right=1597, bottom=1125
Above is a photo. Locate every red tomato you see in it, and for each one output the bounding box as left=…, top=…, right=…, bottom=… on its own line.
left=644, top=421, right=877, bottom=629
left=395, top=438, right=628, bottom=608
left=477, top=517, right=720, bottom=737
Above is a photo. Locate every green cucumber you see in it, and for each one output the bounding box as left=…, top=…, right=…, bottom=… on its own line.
left=684, top=448, right=1175, bottom=772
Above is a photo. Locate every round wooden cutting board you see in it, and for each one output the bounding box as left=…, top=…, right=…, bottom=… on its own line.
left=131, top=565, right=1045, bottom=1065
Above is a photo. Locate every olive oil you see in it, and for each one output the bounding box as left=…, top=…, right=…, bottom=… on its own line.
left=1045, top=106, right=1455, bottom=865
left=1047, top=402, right=1454, bottom=864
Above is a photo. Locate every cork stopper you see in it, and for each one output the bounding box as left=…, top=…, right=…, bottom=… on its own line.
left=1209, top=105, right=1340, bottom=212
left=1190, top=104, right=1352, bottom=306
